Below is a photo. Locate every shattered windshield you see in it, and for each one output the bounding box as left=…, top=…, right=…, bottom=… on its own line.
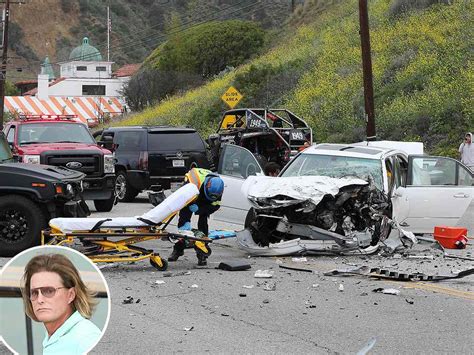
left=282, top=153, right=383, bottom=190
left=0, top=134, right=13, bottom=162
left=18, top=123, right=96, bottom=145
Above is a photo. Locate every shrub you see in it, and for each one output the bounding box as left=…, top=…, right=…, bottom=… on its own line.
left=389, top=0, right=451, bottom=18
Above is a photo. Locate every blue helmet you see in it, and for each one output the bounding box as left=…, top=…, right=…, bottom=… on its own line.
left=203, top=176, right=224, bottom=201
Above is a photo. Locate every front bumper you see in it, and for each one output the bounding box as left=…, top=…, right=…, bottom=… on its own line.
left=82, top=174, right=115, bottom=200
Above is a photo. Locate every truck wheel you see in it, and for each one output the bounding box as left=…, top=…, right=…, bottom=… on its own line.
left=0, top=195, right=47, bottom=257
left=93, top=195, right=115, bottom=212
left=115, top=171, right=139, bottom=202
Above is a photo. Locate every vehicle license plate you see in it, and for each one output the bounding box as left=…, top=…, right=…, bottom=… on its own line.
left=172, top=159, right=185, bottom=167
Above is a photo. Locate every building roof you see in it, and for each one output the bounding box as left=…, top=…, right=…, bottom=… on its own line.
left=15, top=80, right=38, bottom=87
left=113, top=64, right=141, bottom=78
left=23, top=77, right=66, bottom=96
left=4, top=96, right=125, bottom=124
left=69, top=37, right=103, bottom=61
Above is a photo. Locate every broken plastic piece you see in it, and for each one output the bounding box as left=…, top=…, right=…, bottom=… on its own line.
left=372, top=288, right=400, bottom=295
left=217, top=260, right=251, bottom=271
left=254, top=270, right=273, bottom=278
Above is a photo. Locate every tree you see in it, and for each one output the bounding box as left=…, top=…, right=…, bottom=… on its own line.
left=149, top=20, right=265, bottom=78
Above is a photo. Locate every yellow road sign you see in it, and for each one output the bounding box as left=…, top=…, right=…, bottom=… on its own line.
left=221, top=86, right=243, bottom=109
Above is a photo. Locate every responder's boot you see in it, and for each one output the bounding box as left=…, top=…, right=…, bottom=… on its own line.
left=194, top=241, right=211, bottom=266
left=168, top=240, right=185, bottom=262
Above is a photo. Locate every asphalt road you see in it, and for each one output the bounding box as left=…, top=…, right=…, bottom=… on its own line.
left=1, top=194, right=473, bottom=354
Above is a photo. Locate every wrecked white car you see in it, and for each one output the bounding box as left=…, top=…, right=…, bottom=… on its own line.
left=214, top=143, right=473, bottom=255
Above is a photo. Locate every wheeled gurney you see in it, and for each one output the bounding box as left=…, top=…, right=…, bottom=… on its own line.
left=41, top=184, right=234, bottom=270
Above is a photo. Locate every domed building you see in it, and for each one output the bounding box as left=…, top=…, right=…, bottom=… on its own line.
left=6, top=37, right=140, bottom=126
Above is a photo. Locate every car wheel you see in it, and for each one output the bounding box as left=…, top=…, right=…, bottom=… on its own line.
left=93, top=195, right=115, bottom=212
left=244, top=208, right=256, bottom=229
left=115, top=171, right=138, bottom=202
left=0, top=195, right=46, bottom=257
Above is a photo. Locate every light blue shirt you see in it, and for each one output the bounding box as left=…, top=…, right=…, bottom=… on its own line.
left=42, top=311, right=102, bottom=355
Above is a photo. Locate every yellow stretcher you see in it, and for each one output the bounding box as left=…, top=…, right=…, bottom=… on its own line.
left=41, top=183, right=212, bottom=271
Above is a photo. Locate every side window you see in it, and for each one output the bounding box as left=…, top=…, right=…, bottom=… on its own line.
left=385, top=158, right=395, bottom=191
left=114, top=131, right=143, bottom=151
left=410, top=157, right=457, bottom=186
left=396, top=155, right=408, bottom=187
left=218, top=144, right=262, bottom=179
left=458, top=165, right=474, bottom=186
left=6, top=126, right=15, bottom=144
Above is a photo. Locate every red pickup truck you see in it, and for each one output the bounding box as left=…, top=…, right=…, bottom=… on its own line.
left=4, top=115, right=116, bottom=212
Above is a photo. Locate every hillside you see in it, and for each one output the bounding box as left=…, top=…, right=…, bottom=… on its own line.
left=7, top=0, right=296, bottom=81
left=118, top=0, right=473, bottom=156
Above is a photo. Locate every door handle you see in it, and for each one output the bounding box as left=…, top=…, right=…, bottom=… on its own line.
left=399, top=222, right=409, bottom=227
left=453, top=193, right=469, bottom=198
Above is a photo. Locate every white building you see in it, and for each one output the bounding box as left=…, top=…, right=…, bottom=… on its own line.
left=25, top=37, right=139, bottom=100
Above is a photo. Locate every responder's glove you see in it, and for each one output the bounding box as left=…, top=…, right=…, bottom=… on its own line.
left=178, top=222, right=192, bottom=231
left=189, top=204, right=199, bottom=213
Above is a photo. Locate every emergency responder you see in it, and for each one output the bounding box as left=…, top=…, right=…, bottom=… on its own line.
left=168, top=168, right=224, bottom=266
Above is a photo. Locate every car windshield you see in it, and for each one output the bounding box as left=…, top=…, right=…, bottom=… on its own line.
left=0, top=134, right=13, bottom=162
left=281, top=153, right=383, bottom=190
left=18, top=123, right=96, bottom=145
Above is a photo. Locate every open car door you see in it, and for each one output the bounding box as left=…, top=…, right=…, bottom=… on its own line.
left=394, top=155, right=473, bottom=233
left=213, top=144, right=264, bottom=225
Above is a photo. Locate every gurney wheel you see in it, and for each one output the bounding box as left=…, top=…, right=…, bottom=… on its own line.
left=150, top=256, right=168, bottom=271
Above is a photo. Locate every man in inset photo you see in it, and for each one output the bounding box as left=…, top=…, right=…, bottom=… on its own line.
left=0, top=246, right=110, bottom=355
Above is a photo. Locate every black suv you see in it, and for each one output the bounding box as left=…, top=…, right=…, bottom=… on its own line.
left=0, top=131, right=89, bottom=256
left=96, top=126, right=211, bottom=202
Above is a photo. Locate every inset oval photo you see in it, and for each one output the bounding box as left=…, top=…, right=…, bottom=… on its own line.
left=0, top=246, right=110, bottom=355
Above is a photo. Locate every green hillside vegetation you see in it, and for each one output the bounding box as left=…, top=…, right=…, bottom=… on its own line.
left=146, top=20, right=265, bottom=77
left=119, top=0, right=473, bottom=156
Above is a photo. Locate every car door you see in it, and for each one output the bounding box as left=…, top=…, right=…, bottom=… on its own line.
left=395, top=155, right=473, bottom=233
left=213, top=144, right=264, bottom=225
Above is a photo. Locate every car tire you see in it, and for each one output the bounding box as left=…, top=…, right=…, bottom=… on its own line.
left=244, top=208, right=256, bottom=229
left=0, top=195, right=47, bottom=257
left=115, top=171, right=139, bottom=202
left=93, top=195, right=115, bottom=212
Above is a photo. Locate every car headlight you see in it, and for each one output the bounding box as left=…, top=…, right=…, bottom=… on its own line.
left=24, top=155, right=41, bottom=164
left=104, top=154, right=115, bottom=174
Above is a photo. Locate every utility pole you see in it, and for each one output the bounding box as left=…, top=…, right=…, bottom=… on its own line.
left=0, top=0, right=10, bottom=129
left=358, top=0, right=376, bottom=141
left=107, top=5, right=110, bottom=61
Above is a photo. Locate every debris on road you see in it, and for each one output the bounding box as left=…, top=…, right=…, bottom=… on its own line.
left=372, top=288, right=400, bottom=295
left=163, top=271, right=192, bottom=277
left=190, top=284, right=199, bottom=288
left=155, top=280, right=165, bottom=285
left=338, top=284, right=344, bottom=292
left=292, top=257, right=307, bottom=262
left=356, top=337, right=377, bottom=355
left=254, top=270, right=273, bottom=278
left=324, top=266, right=474, bottom=282
left=278, top=264, right=313, bottom=273
left=239, top=293, right=247, bottom=297
left=183, top=326, right=194, bottom=332
left=263, top=282, right=277, bottom=291
left=405, top=298, right=415, bottom=305
left=217, top=260, right=251, bottom=271
left=122, top=296, right=134, bottom=304
left=242, top=285, right=254, bottom=289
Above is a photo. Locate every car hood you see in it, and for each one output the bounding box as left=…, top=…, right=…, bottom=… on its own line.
left=19, top=143, right=106, bottom=153
left=0, top=162, right=85, bottom=181
left=242, top=175, right=369, bottom=207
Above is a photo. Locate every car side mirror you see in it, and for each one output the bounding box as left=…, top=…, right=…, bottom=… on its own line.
left=99, top=136, right=114, bottom=150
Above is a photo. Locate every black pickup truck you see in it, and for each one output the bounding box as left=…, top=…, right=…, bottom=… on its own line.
left=0, top=131, right=88, bottom=256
